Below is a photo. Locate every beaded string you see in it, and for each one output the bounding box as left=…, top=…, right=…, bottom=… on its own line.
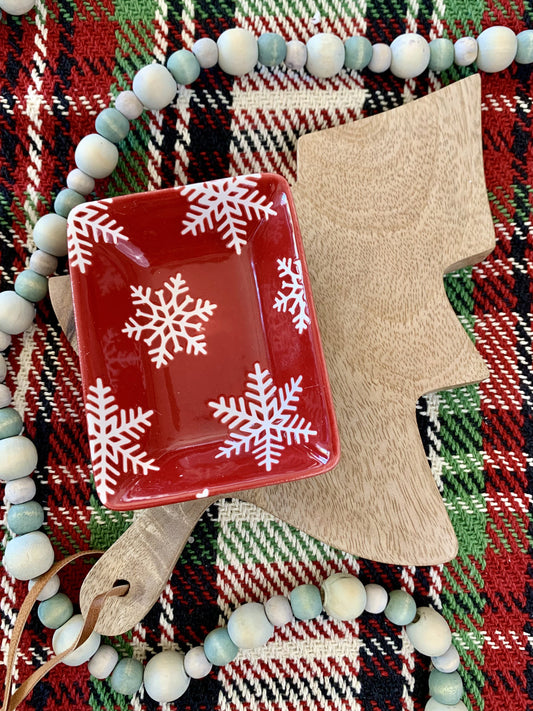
left=1, top=17, right=531, bottom=710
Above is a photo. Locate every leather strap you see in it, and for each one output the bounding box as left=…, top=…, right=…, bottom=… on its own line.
left=2, top=551, right=129, bottom=711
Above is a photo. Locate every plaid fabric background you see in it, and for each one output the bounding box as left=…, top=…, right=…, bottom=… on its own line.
left=1, top=1, right=532, bottom=709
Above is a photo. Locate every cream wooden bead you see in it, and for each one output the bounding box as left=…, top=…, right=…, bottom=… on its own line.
left=143, top=650, right=190, bottom=703
left=364, top=583, right=388, bottom=613
left=432, top=643, right=460, bottom=673
left=217, top=28, right=258, bottom=76
left=228, top=602, right=274, bottom=648
left=390, top=33, right=430, bottom=79
left=368, top=43, right=392, bottom=72
left=3, top=530, right=54, bottom=580
left=52, top=614, right=101, bottom=666
left=28, top=573, right=60, bottom=601
left=425, top=700, right=467, bottom=711
left=0, top=291, right=35, bottom=335
left=5, top=476, right=35, bottom=504
left=406, top=607, right=452, bottom=657
left=0, top=331, right=11, bottom=352
left=132, top=64, right=177, bottom=110
left=0, top=435, right=38, bottom=481
left=88, top=645, right=119, bottom=679
left=306, top=33, right=345, bottom=78
left=476, top=26, right=517, bottom=73
left=184, top=646, right=212, bottom=679
left=454, top=36, right=477, bottom=66
left=322, top=572, right=366, bottom=620
left=265, top=595, right=294, bottom=626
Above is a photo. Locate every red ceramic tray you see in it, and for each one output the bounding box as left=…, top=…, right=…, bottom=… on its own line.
left=68, top=174, right=339, bottom=510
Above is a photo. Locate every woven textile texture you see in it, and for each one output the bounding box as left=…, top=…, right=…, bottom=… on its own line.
left=1, top=1, right=532, bottom=710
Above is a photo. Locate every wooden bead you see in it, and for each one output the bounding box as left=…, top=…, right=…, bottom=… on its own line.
left=384, top=589, right=416, bottom=625
left=264, top=595, right=294, bottom=626
left=306, top=33, right=345, bottom=78
left=5, top=476, right=36, bottom=504
left=28, top=572, right=60, bottom=601
left=425, top=699, right=467, bottom=711
left=132, top=64, right=177, bottom=110
left=38, top=592, right=74, bottom=629
left=74, top=134, right=119, bottom=180
left=406, top=606, right=452, bottom=657
left=0, top=383, right=11, bottom=408
left=390, top=33, right=430, bottom=79
left=322, top=572, right=366, bottom=620
left=476, top=26, right=517, bottom=73
left=3, top=530, right=54, bottom=580
left=32, top=213, right=68, bottom=257
left=0, top=435, right=38, bottom=481
left=52, top=614, right=101, bottom=666
left=184, top=646, right=212, bottom=679
left=144, top=650, right=190, bottom=703
left=227, top=602, right=274, bottom=649
left=192, top=37, right=218, bottom=69
left=432, top=643, right=460, bottom=673
left=364, top=583, right=388, bottom=613
left=368, top=43, right=392, bottom=73
left=88, top=645, right=119, bottom=679
left=217, top=28, right=258, bottom=76
left=290, top=584, right=323, bottom=620
left=428, top=669, right=464, bottom=705
left=454, top=36, right=477, bottom=66
left=110, top=657, right=144, bottom=696
left=0, top=291, right=35, bottom=335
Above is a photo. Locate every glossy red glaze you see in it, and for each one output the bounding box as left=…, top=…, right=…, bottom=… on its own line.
left=68, top=174, right=339, bottom=510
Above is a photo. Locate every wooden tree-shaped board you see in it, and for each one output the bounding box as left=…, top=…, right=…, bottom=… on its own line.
left=49, top=74, right=495, bottom=635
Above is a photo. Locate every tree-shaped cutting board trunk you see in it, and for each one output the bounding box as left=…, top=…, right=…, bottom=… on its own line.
left=51, top=74, right=495, bottom=635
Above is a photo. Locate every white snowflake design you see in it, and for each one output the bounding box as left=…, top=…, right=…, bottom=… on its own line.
left=68, top=200, right=129, bottom=274
left=181, top=175, right=277, bottom=255
left=208, top=362, right=317, bottom=471
left=86, top=378, right=159, bottom=505
left=122, top=272, right=217, bottom=369
left=273, top=257, right=311, bottom=334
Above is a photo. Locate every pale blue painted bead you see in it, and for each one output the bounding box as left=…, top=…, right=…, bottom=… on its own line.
left=192, top=37, right=218, bottom=69
left=364, top=583, right=388, bottom=614
left=88, top=644, right=119, bottom=679
left=344, top=36, right=372, bottom=70
left=52, top=614, right=101, bottom=666
left=428, top=669, right=464, bottom=705
left=144, top=650, right=191, bottom=702
left=28, top=572, right=60, bottom=601
left=14, top=269, right=48, bottom=303
left=114, top=90, right=144, bottom=120
left=0, top=331, right=11, bottom=352
left=390, top=33, right=430, bottom=79
left=29, top=250, right=58, bottom=277
left=264, top=594, right=294, bottom=626
left=0, top=291, right=35, bottom=335
left=132, top=63, right=177, bottom=110
left=53, top=188, right=85, bottom=218
left=7, top=500, right=44, bottom=534
left=516, top=30, right=533, bottom=64
left=384, top=589, right=417, bottom=626
left=322, top=572, right=366, bottom=620
left=217, top=28, right=258, bottom=76
left=95, top=107, right=130, bottom=144
left=3, top=530, right=54, bottom=580
left=167, top=49, right=201, bottom=85
left=477, top=26, right=517, bottom=73
left=432, top=643, right=460, bottom=673
left=425, top=698, right=467, bottom=711
left=454, top=36, right=477, bottom=66
left=74, top=133, right=119, bottom=180
left=32, top=212, right=68, bottom=257
left=110, top=657, right=144, bottom=696
left=306, top=33, right=345, bottom=78
left=184, top=645, right=212, bottom=679
left=0, top=435, right=38, bottom=481
left=0, top=383, right=11, bottom=407
left=38, top=592, right=73, bottom=629
left=406, top=606, right=452, bottom=657
left=0, top=353, right=5, bottom=382
left=368, top=43, right=392, bottom=72
left=429, top=38, right=454, bottom=72
left=285, top=40, right=307, bottom=70
left=258, top=32, right=287, bottom=67
left=203, top=627, right=239, bottom=666
left=227, top=602, right=274, bottom=649
left=290, top=583, right=323, bottom=620
left=66, top=168, right=95, bottom=195
left=5, top=476, right=35, bottom=504
left=0, top=407, right=20, bottom=439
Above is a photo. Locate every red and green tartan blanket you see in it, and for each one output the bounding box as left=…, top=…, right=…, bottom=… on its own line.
left=1, top=1, right=532, bottom=709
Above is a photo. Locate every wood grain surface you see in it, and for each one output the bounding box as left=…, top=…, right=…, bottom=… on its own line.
left=49, top=75, right=495, bottom=635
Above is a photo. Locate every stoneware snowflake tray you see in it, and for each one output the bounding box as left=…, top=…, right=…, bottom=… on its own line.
left=68, top=173, right=339, bottom=510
